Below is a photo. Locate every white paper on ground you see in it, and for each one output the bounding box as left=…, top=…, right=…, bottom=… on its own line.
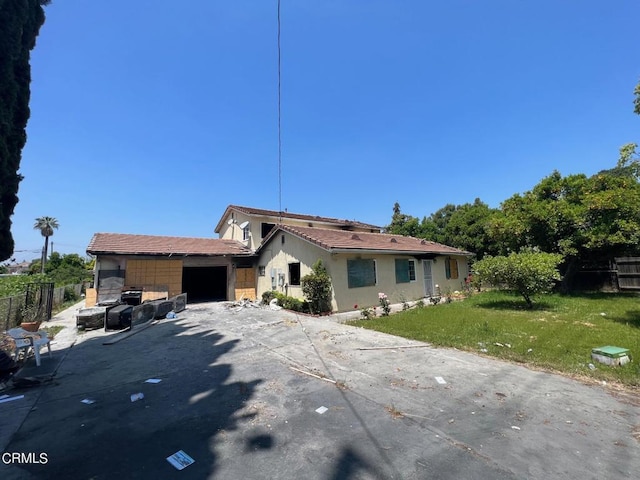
left=315, top=406, right=329, bottom=414
left=166, top=450, right=195, bottom=470
left=435, top=376, right=447, bottom=385
left=81, top=399, right=95, bottom=404
left=145, top=378, right=162, bottom=384
left=130, top=393, right=144, bottom=402
left=0, top=395, right=25, bottom=404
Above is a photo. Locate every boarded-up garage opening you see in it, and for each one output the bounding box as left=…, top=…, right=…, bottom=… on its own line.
left=182, top=266, right=227, bottom=302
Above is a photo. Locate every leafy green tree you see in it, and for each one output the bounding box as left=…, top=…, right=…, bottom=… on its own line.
left=301, top=260, right=332, bottom=314
left=443, top=199, right=500, bottom=259
left=33, top=216, right=58, bottom=273
left=387, top=203, right=423, bottom=237
left=0, top=1, right=50, bottom=261
left=46, top=252, right=91, bottom=284
left=634, top=78, right=640, bottom=116
left=473, top=250, right=563, bottom=307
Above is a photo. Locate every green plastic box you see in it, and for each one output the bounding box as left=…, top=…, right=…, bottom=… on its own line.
left=591, top=346, right=631, bottom=366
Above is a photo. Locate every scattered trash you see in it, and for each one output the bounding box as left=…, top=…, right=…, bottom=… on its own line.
left=527, top=348, right=533, bottom=353
left=228, top=299, right=264, bottom=312
left=480, top=348, right=488, bottom=353
left=0, top=394, right=24, bottom=404
left=505, top=343, right=511, bottom=348
left=600, top=312, right=607, bottom=316
left=166, top=450, right=195, bottom=470
left=290, top=366, right=336, bottom=384
left=494, top=343, right=504, bottom=347
left=166, top=311, right=177, bottom=319
left=81, top=398, right=96, bottom=405
left=130, top=392, right=145, bottom=402
left=145, top=378, right=162, bottom=384
left=435, top=376, right=447, bottom=385
left=316, top=406, right=328, bottom=414
left=448, top=418, right=455, bottom=424
left=511, top=426, right=521, bottom=431
left=269, top=299, right=282, bottom=311
left=588, top=363, right=596, bottom=371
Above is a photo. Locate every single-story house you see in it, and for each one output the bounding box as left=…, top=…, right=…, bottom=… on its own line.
left=255, top=224, right=471, bottom=312
left=86, top=205, right=472, bottom=311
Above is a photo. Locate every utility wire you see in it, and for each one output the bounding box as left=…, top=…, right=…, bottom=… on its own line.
left=277, top=0, right=282, bottom=223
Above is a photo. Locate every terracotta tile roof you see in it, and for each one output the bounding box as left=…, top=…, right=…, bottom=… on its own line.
left=260, top=225, right=473, bottom=255
left=87, top=233, right=254, bottom=256
left=214, top=205, right=381, bottom=233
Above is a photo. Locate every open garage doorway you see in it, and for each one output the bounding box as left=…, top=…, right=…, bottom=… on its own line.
left=182, top=266, right=227, bottom=302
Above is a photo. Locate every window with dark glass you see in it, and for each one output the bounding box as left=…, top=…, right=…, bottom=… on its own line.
left=289, top=262, right=301, bottom=286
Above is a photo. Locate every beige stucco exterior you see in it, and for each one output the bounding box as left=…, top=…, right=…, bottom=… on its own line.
left=256, top=231, right=471, bottom=312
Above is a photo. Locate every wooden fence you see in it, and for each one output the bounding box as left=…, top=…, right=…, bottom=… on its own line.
left=615, top=257, right=640, bottom=290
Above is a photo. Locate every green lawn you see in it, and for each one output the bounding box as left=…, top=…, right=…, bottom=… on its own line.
left=348, top=290, right=640, bottom=387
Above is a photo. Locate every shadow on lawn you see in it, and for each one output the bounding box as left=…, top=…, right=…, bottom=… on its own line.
left=610, top=310, right=640, bottom=328
left=474, top=299, right=553, bottom=311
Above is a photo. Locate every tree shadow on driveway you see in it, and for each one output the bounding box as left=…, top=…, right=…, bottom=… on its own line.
left=3, top=315, right=269, bottom=479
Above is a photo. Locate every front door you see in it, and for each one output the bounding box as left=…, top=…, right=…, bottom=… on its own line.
left=423, top=260, right=434, bottom=297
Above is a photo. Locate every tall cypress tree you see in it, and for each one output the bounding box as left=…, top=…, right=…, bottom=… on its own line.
left=0, top=0, right=49, bottom=261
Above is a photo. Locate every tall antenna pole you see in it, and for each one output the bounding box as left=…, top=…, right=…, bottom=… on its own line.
left=277, top=0, right=282, bottom=223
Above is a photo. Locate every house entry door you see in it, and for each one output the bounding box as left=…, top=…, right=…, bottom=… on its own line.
left=422, top=260, right=434, bottom=297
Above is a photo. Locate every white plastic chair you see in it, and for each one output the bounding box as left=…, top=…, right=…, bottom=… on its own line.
left=7, top=328, right=52, bottom=367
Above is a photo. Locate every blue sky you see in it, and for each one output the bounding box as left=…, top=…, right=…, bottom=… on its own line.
left=9, top=0, right=640, bottom=262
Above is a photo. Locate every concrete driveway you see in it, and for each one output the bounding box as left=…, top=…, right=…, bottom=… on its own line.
left=1, top=302, right=638, bottom=479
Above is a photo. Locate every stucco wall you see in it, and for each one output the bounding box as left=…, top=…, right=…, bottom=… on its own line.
left=256, top=231, right=333, bottom=303
left=431, top=255, right=470, bottom=295
left=329, top=253, right=426, bottom=311
left=256, top=233, right=470, bottom=312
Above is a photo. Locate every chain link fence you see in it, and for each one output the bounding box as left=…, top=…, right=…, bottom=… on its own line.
left=0, top=283, right=82, bottom=332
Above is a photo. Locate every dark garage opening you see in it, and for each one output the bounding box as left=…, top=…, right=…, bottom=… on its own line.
left=182, top=266, right=227, bottom=302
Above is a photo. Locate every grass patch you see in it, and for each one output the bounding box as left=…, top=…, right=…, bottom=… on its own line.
left=40, top=325, right=64, bottom=339
left=348, top=290, right=640, bottom=387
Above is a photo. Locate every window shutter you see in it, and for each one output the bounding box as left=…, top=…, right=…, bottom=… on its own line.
left=450, top=258, right=459, bottom=279
left=445, top=257, right=451, bottom=279
left=395, top=259, right=410, bottom=283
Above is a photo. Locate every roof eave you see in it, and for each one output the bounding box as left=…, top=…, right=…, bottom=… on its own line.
left=329, top=248, right=473, bottom=256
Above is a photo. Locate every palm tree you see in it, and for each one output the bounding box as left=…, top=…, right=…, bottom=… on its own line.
left=34, top=216, right=59, bottom=274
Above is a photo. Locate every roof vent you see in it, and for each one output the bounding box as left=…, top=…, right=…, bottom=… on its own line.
left=390, top=238, right=398, bottom=243
left=351, top=234, right=361, bottom=240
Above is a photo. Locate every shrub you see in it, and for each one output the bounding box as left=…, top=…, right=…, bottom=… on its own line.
left=262, top=291, right=310, bottom=313
left=261, top=290, right=278, bottom=305
left=301, top=260, right=333, bottom=314
left=64, top=286, right=79, bottom=302
left=378, top=292, right=391, bottom=316
left=473, top=250, right=563, bottom=307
